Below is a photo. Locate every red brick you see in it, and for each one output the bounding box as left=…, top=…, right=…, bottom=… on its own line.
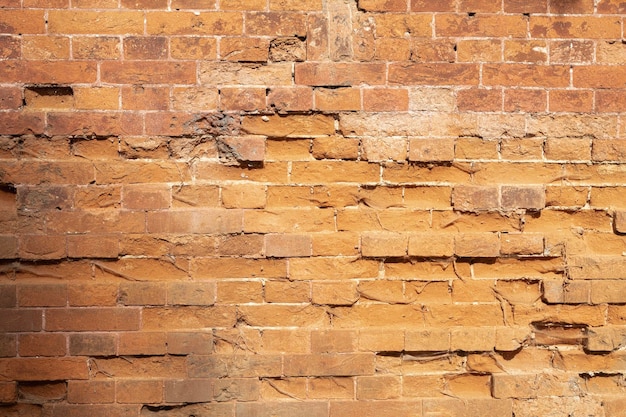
left=411, top=0, right=455, bottom=11
left=164, top=379, right=213, bottom=403
left=67, top=380, right=115, bottom=404
left=48, top=10, right=143, bottom=34
left=362, top=88, right=409, bottom=112
left=358, top=0, right=407, bottom=11
left=547, top=90, right=592, bottom=113
left=330, top=400, right=423, bottom=417
left=284, top=353, right=374, bottom=377
left=245, top=11, right=306, bottom=36
left=504, top=0, right=547, bottom=13
left=218, top=136, right=266, bottom=162
left=388, top=63, right=479, bottom=86
left=67, top=234, right=119, bottom=258
left=531, top=16, right=620, bottom=38
left=101, top=61, right=196, bottom=84
left=18, top=334, right=66, bottom=357
left=220, top=87, right=266, bottom=111
left=504, top=89, right=547, bottom=113
left=147, top=209, right=243, bottom=234
left=0, top=112, right=45, bottom=135
left=47, top=112, right=142, bottom=136
left=0, top=87, right=22, bottom=110
left=242, top=114, right=334, bottom=137
left=436, top=14, right=526, bottom=37
left=116, top=379, right=162, bottom=404
left=119, top=332, right=167, bottom=355
left=167, top=281, right=216, bottom=306
left=550, top=40, right=593, bottom=64
left=0, top=10, right=45, bottom=34
left=0, top=35, right=20, bottom=59
left=0, top=358, right=88, bottom=381
left=0, top=309, right=42, bottom=333
left=501, top=186, right=545, bottom=211
left=0, top=381, right=16, bottom=404
left=43, top=404, right=142, bottom=417
left=142, top=306, right=237, bottom=330
left=122, top=86, right=169, bottom=111
left=314, top=87, right=361, bottom=112
left=267, top=87, right=314, bottom=113
left=457, top=88, right=502, bottom=112
left=45, top=308, right=140, bottom=331
left=167, top=331, right=213, bottom=355
left=69, top=333, right=117, bottom=356
left=17, top=283, right=67, bottom=307
left=18, top=235, right=66, bottom=260
left=119, top=282, right=166, bottom=306
left=483, top=64, right=569, bottom=87
left=452, top=186, right=498, bottom=212
left=145, top=11, right=242, bottom=35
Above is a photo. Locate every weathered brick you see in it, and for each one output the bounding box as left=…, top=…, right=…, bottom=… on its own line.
left=452, top=186, right=498, bottom=212
left=69, top=333, right=117, bottom=356
left=67, top=380, right=115, bottom=404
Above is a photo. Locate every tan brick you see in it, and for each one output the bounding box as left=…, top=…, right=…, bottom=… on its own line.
left=265, top=234, right=311, bottom=257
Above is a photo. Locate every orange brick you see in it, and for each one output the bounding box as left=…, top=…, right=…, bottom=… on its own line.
left=118, top=332, right=167, bottom=355
left=170, top=36, right=217, bottom=59
left=122, top=86, right=169, bottom=111
left=116, top=379, right=162, bottom=404
left=312, top=281, right=359, bottom=306
left=48, top=10, right=143, bottom=34
left=456, top=39, right=501, bottom=63
left=220, top=37, right=268, bottom=62
left=363, top=88, right=409, bottom=112
left=74, top=87, right=119, bottom=110
left=549, top=90, right=593, bottom=113
left=220, top=87, right=266, bottom=111
left=457, top=88, right=502, bottom=112
left=504, top=89, right=547, bottom=113
left=0, top=10, right=45, bottom=34
left=483, top=64, right=569, bottom=87
left=436, top=14, right=526, bottom=37
left=265, top=234, right=312, bottom=257
left=550, top=40, right=593, bottom=64
left=314, top=88, right=360, bottom=112
left=361, top=232, right=408, bottom=258
left=374, top=38, right=410, bottom=61
left=531, top=16, right=620, bottom=38
left=267, top=87, right=314, bottom=113
left=296, top=63, right=386, bottom=86
left=245, top=11, right=306, bottom=36
left=455, top=233, right=500, bottom=257
left=19, top=235, right=66, bottom=260
left=147, top=11, right=242, bottom=35
left=101, top=61, right=196, bottom=85
left=389, top=63, right=479, bottom=86
left=22, top=35, right=70, bottom=60
left=67, top=380, right=115, bottom=404
left=356, top=375, right=401, bottom=400
left=504, top=40, right=547, bottom=64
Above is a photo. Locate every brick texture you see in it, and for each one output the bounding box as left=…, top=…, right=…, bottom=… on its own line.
left=0, top=0, right=624, bottom=415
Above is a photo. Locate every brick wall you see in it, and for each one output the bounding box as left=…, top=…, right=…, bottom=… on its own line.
left=1, top=0, right=626, bottom=416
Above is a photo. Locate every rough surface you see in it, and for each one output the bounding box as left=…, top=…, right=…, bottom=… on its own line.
left=1, top=1, right=626, bottom=416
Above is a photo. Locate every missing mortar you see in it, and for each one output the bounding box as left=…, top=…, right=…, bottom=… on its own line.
left=23, top=85, right=74, bottom=110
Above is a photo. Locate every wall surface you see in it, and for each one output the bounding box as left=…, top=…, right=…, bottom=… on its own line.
left=1, top=0, right=626, bottom=416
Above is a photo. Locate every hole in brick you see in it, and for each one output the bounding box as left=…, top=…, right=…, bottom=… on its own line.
left=269, top=37, right=307, bottom=62
left=468, top=12, right=476, bottom=17
left=24, top=86, right=74, bottom=110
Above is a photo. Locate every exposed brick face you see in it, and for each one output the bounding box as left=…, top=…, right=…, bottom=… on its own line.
left=0, top=1, right=624, bottom=415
